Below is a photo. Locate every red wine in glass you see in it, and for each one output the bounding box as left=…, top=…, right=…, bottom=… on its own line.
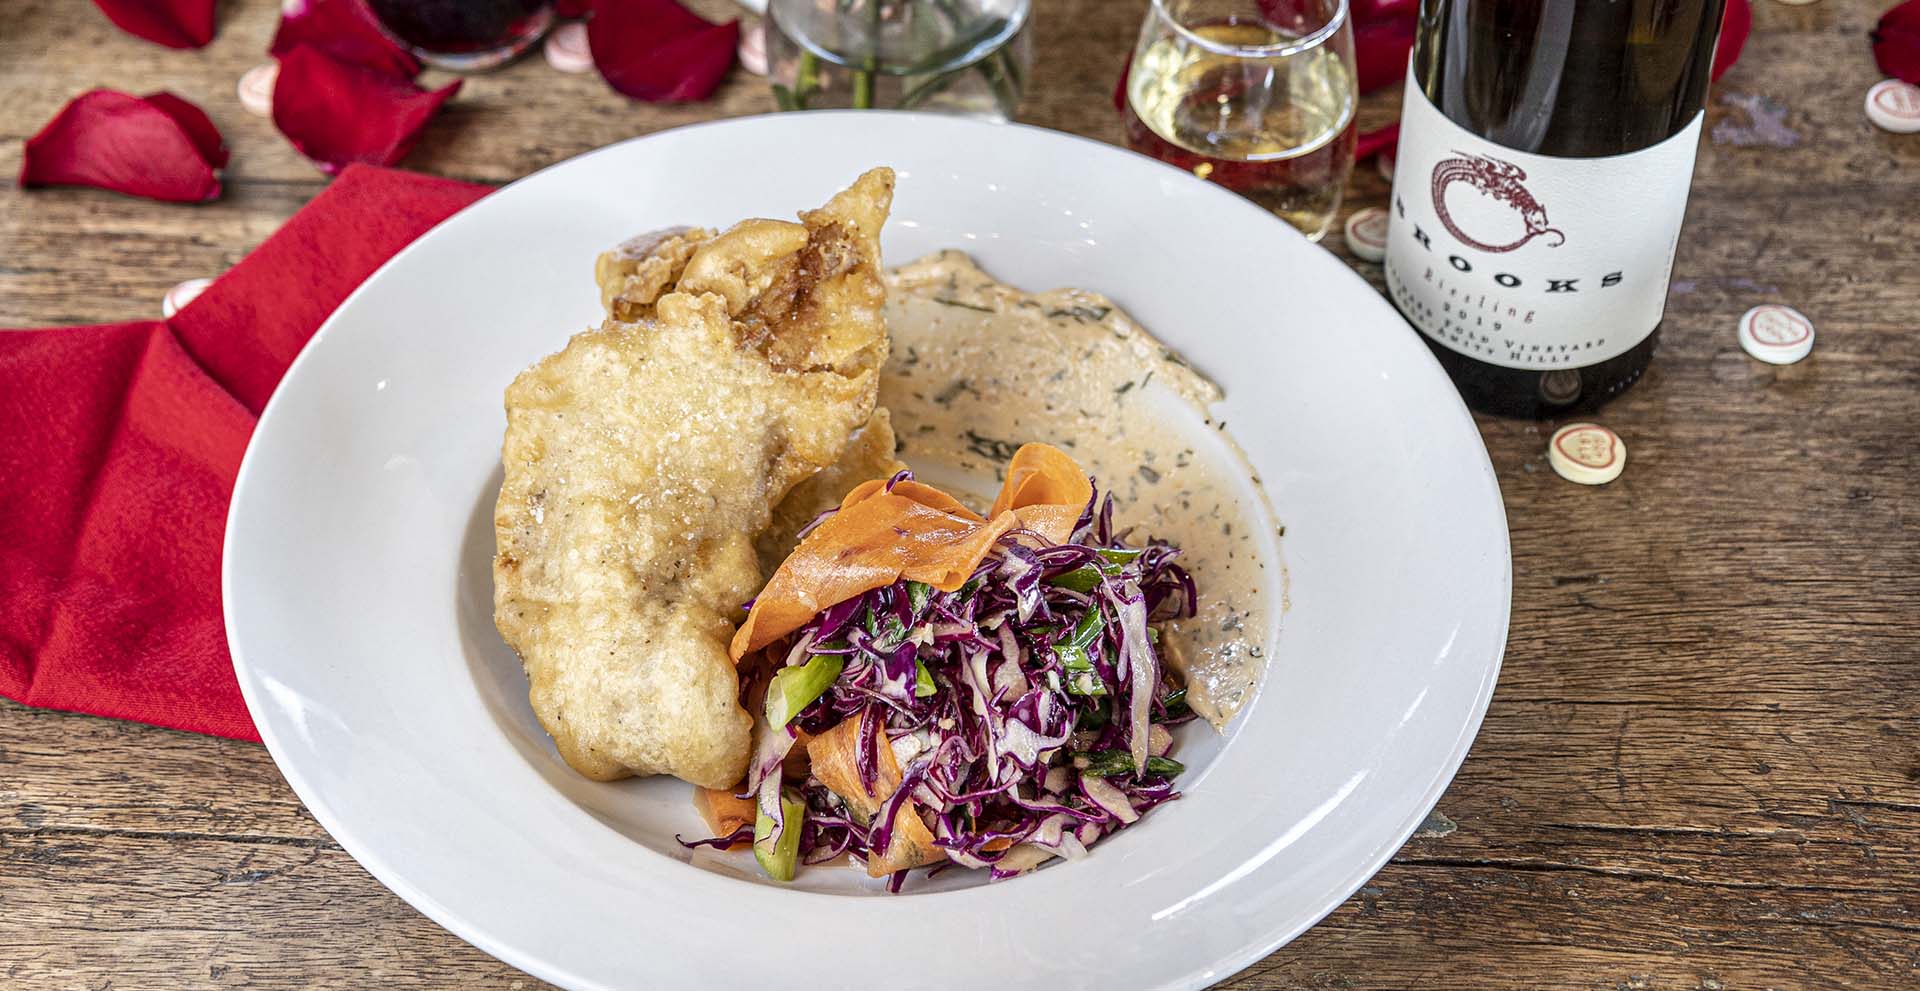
left=364, top=0, right=555, bottom=71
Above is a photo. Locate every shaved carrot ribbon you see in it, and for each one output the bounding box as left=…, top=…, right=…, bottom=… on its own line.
left=730, top=443, right=1093, bottom=661
left=808, top=718, right=944, bottom=877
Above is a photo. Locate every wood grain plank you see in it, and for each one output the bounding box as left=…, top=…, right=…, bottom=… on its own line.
left=0, top=829, right=532, bottom=989
left=1227, top=859, right=1920, bottom=990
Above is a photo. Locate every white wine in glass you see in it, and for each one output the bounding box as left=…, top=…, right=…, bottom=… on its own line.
left=1124, top=0, right=1358, bottom=241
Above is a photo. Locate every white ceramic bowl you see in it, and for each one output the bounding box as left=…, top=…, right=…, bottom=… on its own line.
left=224, top=112, right=1508, bottom=990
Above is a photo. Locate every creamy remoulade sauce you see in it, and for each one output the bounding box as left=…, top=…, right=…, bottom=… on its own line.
left=877, top=251, right=1282, bottom=729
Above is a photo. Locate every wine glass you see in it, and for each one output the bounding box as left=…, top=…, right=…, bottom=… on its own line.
left=363, top=0, right=555, bottom=72
left=1124, top=0, right=1359, bottom=241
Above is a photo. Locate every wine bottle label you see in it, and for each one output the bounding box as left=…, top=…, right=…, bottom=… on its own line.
left=1384, top=76, right=1703, bottom=370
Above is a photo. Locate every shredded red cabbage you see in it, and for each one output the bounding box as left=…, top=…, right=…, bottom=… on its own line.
left=693, top=472, right=1198, bottom=888
left=678, top=824, right=753, bottom=850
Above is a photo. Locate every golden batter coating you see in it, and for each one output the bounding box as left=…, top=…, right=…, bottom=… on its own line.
left=755, top=408, right=902, bottom=577
left=494, top=169, right=895, bottom=789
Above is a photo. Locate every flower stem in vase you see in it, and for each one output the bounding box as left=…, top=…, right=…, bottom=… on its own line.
left=853, top=65, right=875, bottom=108
left=853, top=0, right=882, bottom=109
left=777, top=50, right=821, bottom=110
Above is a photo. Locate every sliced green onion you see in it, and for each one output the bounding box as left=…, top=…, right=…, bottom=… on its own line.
left=1056, top=608, right=1107, bottom=695
left=906, top=580, right=934, bottom=615
left=1048, top=551, right=1146, bottom=592
left=753, top=788, right=807, bottom=882
left=1065, top=607, right=1104, bottom=650
left=1077, top=750, right=1185, bottom=778
left=765, top=654, right=845, bottom=728
left=1045, top=566, right=1101, bottom=593
left=870, top=614, right=909, bottom=653
left=1066, top=668, right=1108, bottom=696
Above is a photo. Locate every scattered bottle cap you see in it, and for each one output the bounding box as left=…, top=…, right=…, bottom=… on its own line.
left=1548, top=422, right=1625, bottom=485
left=1343, top=206, right=1388, bottom=263
left=162, top=277, right=214, bottom=319
left=738, top=21, right=769, bottom=77
left=543, top=22, right=594, bottom=74
left=238, top=63, right=277, bottom=118
left=1376, top=153, right=1394, bottom=182
left=1866, top=79, right=1920, bottom=134
left=1737, top=303, right=1815, bottom=364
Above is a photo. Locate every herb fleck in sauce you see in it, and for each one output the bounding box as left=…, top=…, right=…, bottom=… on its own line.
left=880, top=251, right=1282, bottom=729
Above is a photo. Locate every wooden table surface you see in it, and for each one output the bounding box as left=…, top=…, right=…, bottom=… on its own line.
left=3, top=0, right=1917, bottom=987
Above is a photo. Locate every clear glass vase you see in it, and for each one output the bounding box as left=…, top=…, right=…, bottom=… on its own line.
left=766, top=0, right=1032, bottom=119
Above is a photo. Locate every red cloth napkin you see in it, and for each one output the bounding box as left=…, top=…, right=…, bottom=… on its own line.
left=0, top=165, right=489, bottom=740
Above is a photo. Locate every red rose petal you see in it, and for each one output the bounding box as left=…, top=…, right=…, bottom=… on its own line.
left=1256, top=0, right=1415, bottom=37
left=270, top=0, right=422, bottom=78
left=1712, top=0, right=1751, bottom=82
left=1356, top=122, right=1399, bottom=162
left=1350, top=0, right=1417, bottom=24
left=142, top=91, right=230, bottom=169
left=556, top=0, right=593, bottom=17
left=1253, top=0, right=1317, bottom=35
left=588, top=0, right=740, bottom=102
left=91, top=0, right=215, bottom=48
left=1874, top=0, right=1920, bottom=84
left=1354, top=15, right=1416, bottom=94
left=271, top=45, right=460, bottom=175
left=20, top=89, right=222, bottom=203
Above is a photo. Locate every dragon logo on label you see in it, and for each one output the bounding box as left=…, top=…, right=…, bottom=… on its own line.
left=1430, top=152, right=1565, bottom=254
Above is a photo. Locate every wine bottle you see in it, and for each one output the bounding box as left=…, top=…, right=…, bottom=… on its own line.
left=1383, top=0, right=1726, bottom=417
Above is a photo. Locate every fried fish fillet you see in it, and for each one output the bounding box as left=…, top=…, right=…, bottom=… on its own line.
left=755, top=407, right=903, bottom=576
left=494, top=168, right=895, bottom=789
left=598, top=228, right=905, bottom=579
